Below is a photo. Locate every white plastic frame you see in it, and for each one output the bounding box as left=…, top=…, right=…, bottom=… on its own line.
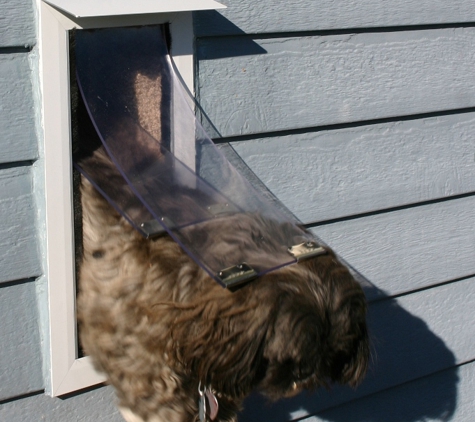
left=39, top=0, right=223, bottom=396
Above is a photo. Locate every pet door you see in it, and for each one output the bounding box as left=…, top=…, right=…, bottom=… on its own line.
left=41, top=0, right=227, bottom=397
left=74, top=26, right=325, bottom=288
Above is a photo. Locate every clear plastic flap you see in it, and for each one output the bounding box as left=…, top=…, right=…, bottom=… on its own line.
left=74, top=26, right=323, bottom=287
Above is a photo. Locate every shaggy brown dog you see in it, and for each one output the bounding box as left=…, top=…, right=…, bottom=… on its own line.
left=77, top=175, right=369, bottom=422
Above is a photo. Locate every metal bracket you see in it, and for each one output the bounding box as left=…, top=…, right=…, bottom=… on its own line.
left=288, top=241, right=326, bottom=262
left=216, top=263, right=258, bottom=288
left=207, top=203, right=237, bottom=217
left=139, top=217, right=173, bottom=239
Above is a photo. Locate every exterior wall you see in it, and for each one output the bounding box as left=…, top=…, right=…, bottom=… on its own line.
left=194, top=2, right=475, bottom=422
left=0, top=0, right=122, bottom=420
left=1, top=0, right=474, bottom=421
left=0, top=0, right=43, bottom=403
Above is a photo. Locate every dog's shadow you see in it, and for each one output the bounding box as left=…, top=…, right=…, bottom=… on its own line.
left=238, top=280, right=458, bottom=422
left=191, top=13, right=459, bottom=421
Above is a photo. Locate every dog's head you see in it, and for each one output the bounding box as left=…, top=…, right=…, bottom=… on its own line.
left=171, top=247, right=369, bottom=400
left=256, top=252, right=369, bottom=399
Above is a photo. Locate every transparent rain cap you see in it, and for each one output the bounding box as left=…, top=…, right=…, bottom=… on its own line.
left=73, top=25, right=325, bottom=288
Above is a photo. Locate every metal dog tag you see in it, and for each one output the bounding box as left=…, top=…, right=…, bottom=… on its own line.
left=198, top=383, right=219, bottom=421
left=199, top=389, right=206, bottom=422
left=206, top=390, right=219, bottom=421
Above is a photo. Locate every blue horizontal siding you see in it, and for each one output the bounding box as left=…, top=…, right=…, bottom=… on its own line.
left=0, top=166, right=41, bottom=284
left=0, top=0, right=36, bottom=48
left=0, top=386, right=121, bottom=421
left=0, top=280, right=43, bottom=401
left=299, top=361, right=475, bottom=422
left=312, top=195, right=475, bottom=298
left=197, top=28, right=475, bottom=137
left=0, top=52, right=38, bottom=164
left=231, top=112, right=475, bottom=223
left=195, top=0, right=475, bottom=36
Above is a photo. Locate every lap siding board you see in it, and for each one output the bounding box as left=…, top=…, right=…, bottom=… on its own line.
left=311, top=195, right=475, bottom=299
left=0, top=385, right=122, bottom=421
left=300, top=361, right=475, bottom=422
left=197, top=28, right=475, bottom=137
left=0, top=0, right=36, bottom=48
left=0, top=167, right=41, bottom=284
left=194, top=0, right=475, bottom=36
left=0, top=281, right=43, bottom=401
left=0, top=53, right=38, bottom=164
left=0, top=0, right=43, bottom=404
left=230, top=112, right=475, bottom=223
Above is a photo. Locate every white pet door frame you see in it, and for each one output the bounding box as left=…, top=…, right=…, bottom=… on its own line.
left=39, top=0, right=225, bottom=397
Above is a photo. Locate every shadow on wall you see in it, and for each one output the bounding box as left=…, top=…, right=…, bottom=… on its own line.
left=193, top=11, right=459, bottom=422
left=194, top=11, right=268, bottom=139
left=194, top=10, right=252, bottom=39
left=238, top=279, right=459, bottom=422
left=196, top=36, right=267, bottom=61
left=194, top=11, right=267, bottom=60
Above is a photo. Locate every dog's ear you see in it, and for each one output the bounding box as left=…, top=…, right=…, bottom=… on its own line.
left=258, top=262, right=369, bottom=397
left=301, top=254, right=370, bottom=387
left=257, top=286, right=328, bottom=397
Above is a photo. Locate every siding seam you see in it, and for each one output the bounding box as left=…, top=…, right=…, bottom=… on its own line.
left=367, top=274, right=475, bottom=304
left=305, top=191, right=475, bottom=228
left=0, top=277, right=37, bottom=289
left=0, top=47, right=32, bottom=54
left=295, top=359, right=475, bottom=422
left=0, top=390, right=44, bottom=406
left=196, top=21, right=475, bottom=41
left=214, top=106, right=475, bottom=144
left=0, top=161, right=36, bottom=171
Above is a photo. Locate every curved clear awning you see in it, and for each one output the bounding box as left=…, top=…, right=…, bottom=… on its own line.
left=73, top=25, right=325, bottom=288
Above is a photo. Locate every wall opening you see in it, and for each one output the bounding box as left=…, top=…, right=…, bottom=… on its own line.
left=68, top=24, right=173, bottom=357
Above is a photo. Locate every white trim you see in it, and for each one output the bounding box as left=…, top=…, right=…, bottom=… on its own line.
left=39, top=1, right=199, bottom=396
left=44, top=0, right=225, bottom=18
left=169, top=13, right=197, bottom=171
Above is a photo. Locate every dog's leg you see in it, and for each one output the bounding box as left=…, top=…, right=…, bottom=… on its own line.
left=119, top=407, right=145, bottom=422
left=119, top=406, right=195, bottom=422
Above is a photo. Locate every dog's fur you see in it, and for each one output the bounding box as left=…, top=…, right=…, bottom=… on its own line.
left=77, top=175, right=369, bottom=422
